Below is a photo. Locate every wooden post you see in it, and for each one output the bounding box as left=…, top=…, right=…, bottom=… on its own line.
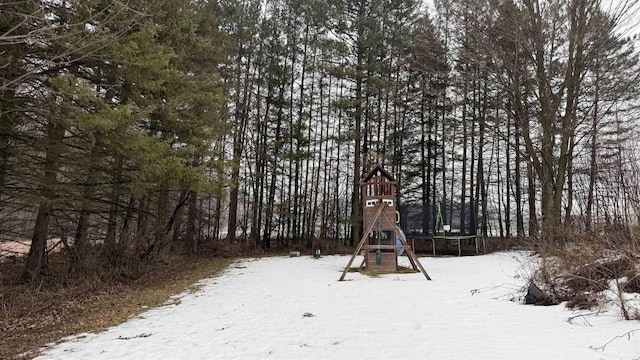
left=339, top=204, right=386, bottom=281
left=432, top=237, right=436, bottom=256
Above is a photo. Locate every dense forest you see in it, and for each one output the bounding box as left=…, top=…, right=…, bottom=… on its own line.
left=1, top=0, right=639, bottom=282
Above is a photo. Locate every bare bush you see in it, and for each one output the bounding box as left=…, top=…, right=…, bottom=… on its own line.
left=529, top=228, right=640, bottom=320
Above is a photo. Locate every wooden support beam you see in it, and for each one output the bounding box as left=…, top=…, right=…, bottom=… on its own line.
left=366, top=244, right=412, bottom=250
left=339, top=203, right=387, bottom=281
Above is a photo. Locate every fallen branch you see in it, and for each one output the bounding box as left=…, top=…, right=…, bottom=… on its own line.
left=591, top=329, right=640, bottom=354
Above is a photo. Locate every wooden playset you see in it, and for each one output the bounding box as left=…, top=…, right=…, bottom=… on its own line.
left=339, top=165, right=431, bottom=281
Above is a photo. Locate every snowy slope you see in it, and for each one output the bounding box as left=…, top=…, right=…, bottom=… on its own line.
left=35, top=253, right=640, bottom=360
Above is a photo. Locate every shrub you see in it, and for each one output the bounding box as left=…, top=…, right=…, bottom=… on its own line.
left=529, top=228, right=640, bottom=320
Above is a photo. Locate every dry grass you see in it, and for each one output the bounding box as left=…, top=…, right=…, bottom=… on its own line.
left=0, top=254, right=234, bottom=360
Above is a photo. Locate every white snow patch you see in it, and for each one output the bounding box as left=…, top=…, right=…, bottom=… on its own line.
left=34, top=252, right=640, bottom=360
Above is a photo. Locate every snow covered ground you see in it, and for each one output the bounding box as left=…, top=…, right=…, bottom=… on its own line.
left=35, top=252, right=640, bottom=360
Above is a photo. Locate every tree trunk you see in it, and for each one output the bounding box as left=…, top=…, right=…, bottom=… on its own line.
left=228, top=44, right=251, bottom=244
left=0, top=89, right=15, bottom=192
left=527, top=160, right=538, bottom=237
left=105, top=154, right=123, bottom=249
left=70, top=141, right=103, bottom=273
left=461, top=89, right=468, bottom=232
left=504, top=114, right=511, bottom=239
left=119, top=196, right=136, bottom=245
left=586, top=66, right=600, bottom=231
left=514, top=124, right=525, bottom=238
left=185, top=190, right=198, bottom=254
left=140, top=191, right=190, bottom=261
left=350, top=43, right=364, bottom=247
left=22, top=121, right=64, bottom=281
